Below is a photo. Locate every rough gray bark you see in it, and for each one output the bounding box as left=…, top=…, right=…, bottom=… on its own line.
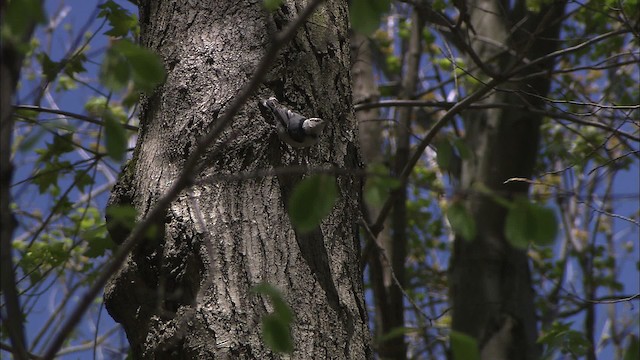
left=449, top=1, right=566, bottom=359
left=104, top=1, right=371, bottom=358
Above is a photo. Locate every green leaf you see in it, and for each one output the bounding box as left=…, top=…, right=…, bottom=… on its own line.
left=98, top=0, right=138, bottom=37
left=106, top=205, right=138, bottom=232
left=530, top=204, right=557, bottom=246
left=288, top=175, right=337, bottom=233
left=56, top=75, right=78, bottom=91
left=52, top=134, right=75, bottom=155
left=350, top=0, right=390, bottom=35
left=1, top=0, right=46, bottom=41
left=252, top=283, right=294, bottom=353
left=435, top=138, right=454, bottom=172
left=385, top=55, right=401, bottom=74
left=39, top=133, right=75, bottom=162
left=64, top=53, right=87, bottom=78
left=100, top=48, right=131, bottom=91
left=538, top=321, right=589, bottom=356
left=262, top=314, right=293, bottom=353
left=505, top=199, right=530, bottom=249
left=452, top=138, right=472, bottom=160
left=103, top=110, right=128, bottom=161
left=100, top=40, right=165, bottom=91
left=263, top=0, right=283, bottom=11
left=113, top=40, right=165, bottom=91
left=447, top=201, right=476, bottom=241
left=252, top=283, right=293, bottom=322
left=364, top=163, right=400, bottom=207
left=74, top=171, right=94, bottom=193
left=451, top=331, right=480, bottom=360
left=84, top=228, right=114, bottom=258
left=505, top=198, right=557, bottom=249
left=624, top=335, right=639, bottom=360
left=378, top=326, right=416, bottom=342
left=37, top=53, right=60, bottom=82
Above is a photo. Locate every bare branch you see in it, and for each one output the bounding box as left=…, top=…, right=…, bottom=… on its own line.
left=354, top=99, right=640, bottom=142
left=14, top=105, right=140, bottom=131
left=369, top=76, right=502, bottom=234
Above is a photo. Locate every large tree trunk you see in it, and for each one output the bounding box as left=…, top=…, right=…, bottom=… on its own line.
left=104, top=1, right=371, bottom=358
left=449, top=1, right=566, bottom=359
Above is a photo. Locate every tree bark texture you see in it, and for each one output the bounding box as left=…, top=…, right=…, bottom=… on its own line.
left=104, top=1, right=371, bottom=358
left=449, top=1, right=566, bottom=359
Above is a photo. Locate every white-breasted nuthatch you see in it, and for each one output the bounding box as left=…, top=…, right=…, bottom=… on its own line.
left=259, top=97, right=326, bottom=148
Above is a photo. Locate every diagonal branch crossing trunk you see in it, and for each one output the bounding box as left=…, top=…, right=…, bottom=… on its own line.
left=104, top=1, right=371, bottom=358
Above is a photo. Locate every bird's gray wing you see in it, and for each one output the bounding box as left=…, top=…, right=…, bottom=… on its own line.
left=285, top=110, right=307, bottom=143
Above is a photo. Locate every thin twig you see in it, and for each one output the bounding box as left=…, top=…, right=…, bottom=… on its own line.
left=369, top=77, right=501, bottom=234
left=13, top=105, right=139, bottom=131
left=580, top=201, right=640, bottom=227
left=354, top=99, right=640, bottom=142
left=360, top=219, right=434, bottom=325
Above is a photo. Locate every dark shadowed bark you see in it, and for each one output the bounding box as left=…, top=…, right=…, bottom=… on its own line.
left=449, top=1, right=566, bottom=359
left=104, top=1, right=371, bottom=358
left=0, top=6, right=38, bottom=358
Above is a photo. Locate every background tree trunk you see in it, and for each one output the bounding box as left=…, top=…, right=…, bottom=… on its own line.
left=449, top=1, right=566, bottom=359
left=351, top=28, right=408, bottom=360
left=104, top=1, right=371, bottom=358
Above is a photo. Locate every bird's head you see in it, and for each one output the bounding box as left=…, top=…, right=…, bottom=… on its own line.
left=302, top=117, right=326, bottom=135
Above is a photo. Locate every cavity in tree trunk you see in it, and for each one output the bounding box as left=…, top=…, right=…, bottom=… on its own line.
left=104, top=1, right=371, bottom=358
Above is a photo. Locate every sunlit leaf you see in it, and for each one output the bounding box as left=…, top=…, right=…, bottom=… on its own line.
left=386, top=55, right=401, bottom=74
left=98, top=0, right=138, bottom=37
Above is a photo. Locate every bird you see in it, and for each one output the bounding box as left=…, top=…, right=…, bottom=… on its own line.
left=259, top=97, right=326, bottom=148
